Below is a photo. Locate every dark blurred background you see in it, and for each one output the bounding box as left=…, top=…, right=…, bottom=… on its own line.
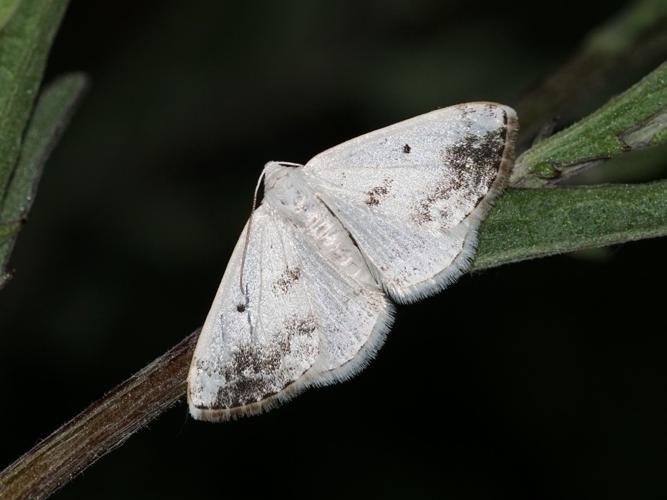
left=2, top=0, right=667, bottom=498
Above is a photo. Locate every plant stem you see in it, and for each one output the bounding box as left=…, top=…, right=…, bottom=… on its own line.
left=0, top=331, right=199, bottom=500
left=512, top=61, right=667, bottom=187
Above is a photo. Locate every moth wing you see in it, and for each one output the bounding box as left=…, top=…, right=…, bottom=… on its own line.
left=188, top=204, right=392, bottom=421
left=302, top=102, right=518, bottom=303
left=188, top=206, right=319, bottom=421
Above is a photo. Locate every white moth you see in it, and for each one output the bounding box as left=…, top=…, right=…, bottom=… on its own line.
left=188, top=102, right=518, bottom=421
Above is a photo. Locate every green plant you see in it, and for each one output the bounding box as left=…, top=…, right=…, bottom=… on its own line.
left=1, top=1, right=667, bottom=498
left=0, top=0, right=85, bottom=288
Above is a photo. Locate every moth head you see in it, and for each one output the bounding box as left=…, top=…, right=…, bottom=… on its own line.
left=263, top=161, right=302, bottom=192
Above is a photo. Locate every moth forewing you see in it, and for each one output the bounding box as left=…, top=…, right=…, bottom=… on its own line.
left=302, top=102, right=518, bottom=302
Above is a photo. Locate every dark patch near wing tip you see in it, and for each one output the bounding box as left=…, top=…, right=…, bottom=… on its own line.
left=403, top=144, right=411, bottom=153
left=441, top=129, right=505, bottom=171
left=236, top=304, right=246, bottom=312
left=216, top=314, right=318, bottom=408
left=411, top=127, right=506, bottom=226
left=216, top=343, right=284, bottom=407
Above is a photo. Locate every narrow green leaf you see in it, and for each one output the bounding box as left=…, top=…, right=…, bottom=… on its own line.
left=517, top=0, right=667, bottom=140
left=0, top=221, right=20, bottom=285
left=473, top=181, right=667, bottom=270
left=1, top=73, right=87, bottom=221
left=0, top=220, right=20, bottom=240
left=512, top=61, right=667, bottom=187
left=0, top=73, right=87, bottom=288
left=0, top=0, right=22, bottom=32
left=0, top=0, right=70, bottom=200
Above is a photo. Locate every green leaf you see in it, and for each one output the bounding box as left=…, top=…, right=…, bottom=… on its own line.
left=1, top=73, right=87, bottom=221
left=0, top=0, right=22, bottom=32
left=474, top=181, right=667, bottom=270
left=0, top=220, right=21, bottom=285
left=0, top=220, right=20, bottom=240
left=0, top=0, right=70, bottom=200
left=0, top=0, right=73, bottom=288
left=0, top=73, right=86, bottom=288
left=512, top=61, right=667, bottom=187
left=517, top=0, right=667, bottom=140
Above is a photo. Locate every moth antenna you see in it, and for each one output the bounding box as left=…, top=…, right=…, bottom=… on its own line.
left=239, top=167, right=268, bottom=295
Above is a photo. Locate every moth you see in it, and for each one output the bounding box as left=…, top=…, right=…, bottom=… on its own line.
left=188, top=102, right=518, bottom=421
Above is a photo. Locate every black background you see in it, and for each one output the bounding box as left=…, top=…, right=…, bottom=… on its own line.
left=2, top=1, right=667, bottom=498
